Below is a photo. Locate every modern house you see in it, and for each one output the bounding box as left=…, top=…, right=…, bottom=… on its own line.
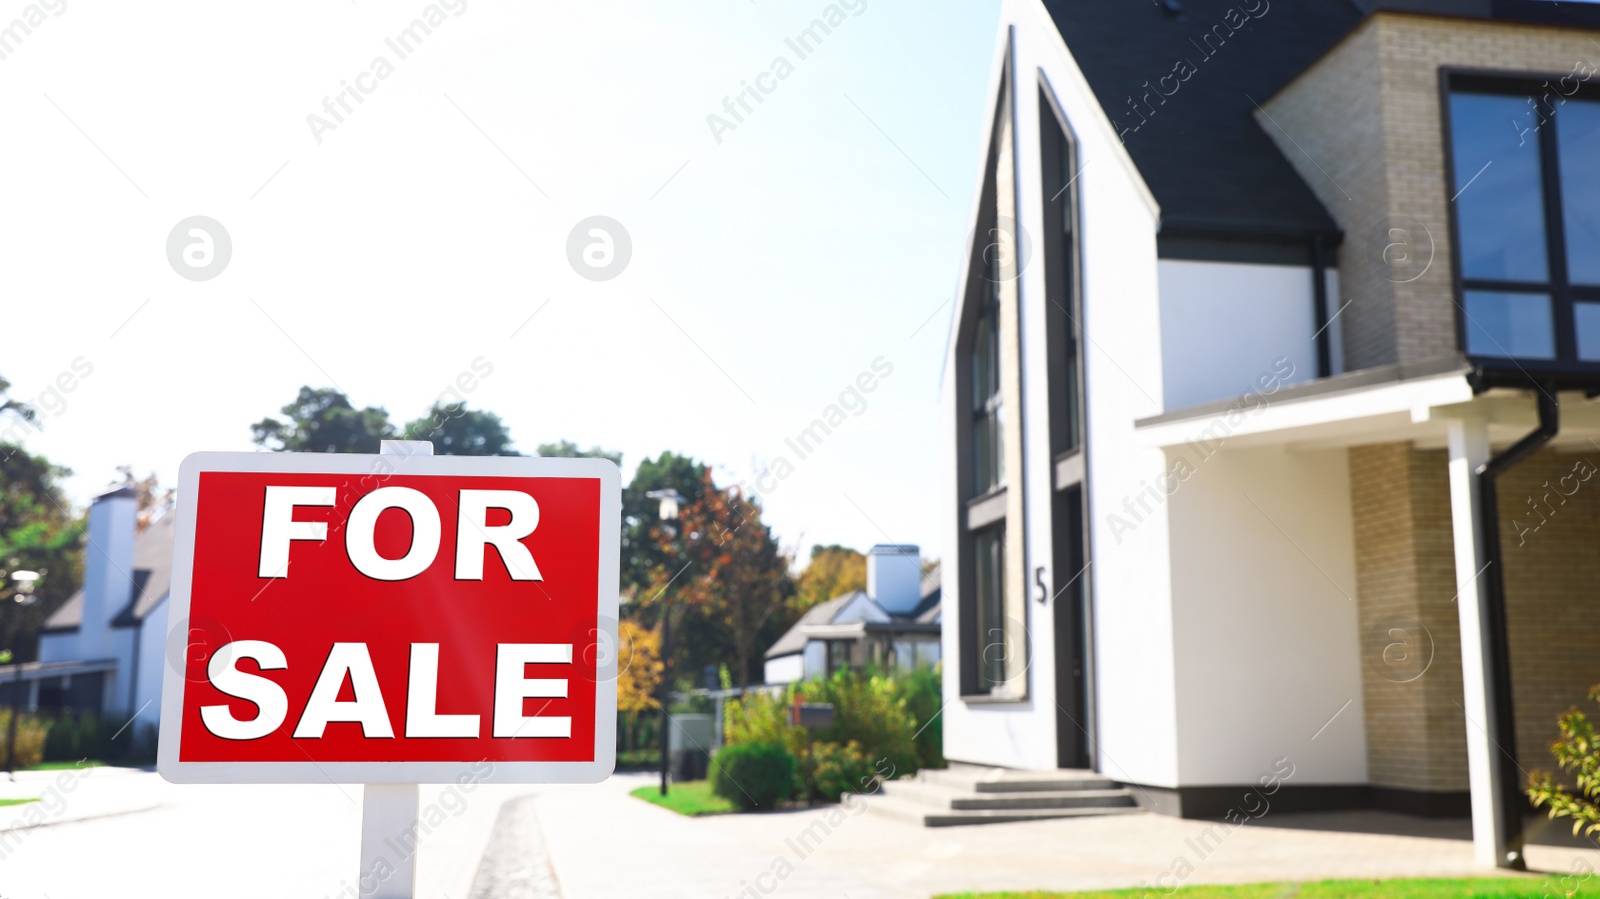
left=13, top=486, right=171, bottom=741
left=935, top=0, right=1600, bottom=869
left=764, top=546, right=940, bottom=684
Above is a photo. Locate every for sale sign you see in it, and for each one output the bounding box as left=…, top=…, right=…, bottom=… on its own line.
left=157, top=451, right=619, bottom=784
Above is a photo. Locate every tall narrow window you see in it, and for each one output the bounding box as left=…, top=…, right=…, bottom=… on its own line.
left=1447, top=78, right=1600, bottom=367
left=973, top=282, right=1005, bottom=493
left=973, top=524, right=1007, bottom=692
left=1040, top=86, right=1082, bottom=455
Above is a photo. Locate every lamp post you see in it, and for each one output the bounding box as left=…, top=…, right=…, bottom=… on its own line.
left=646, top=488, right=686, bottom=797
left=4, top=569, right=41, bottom=780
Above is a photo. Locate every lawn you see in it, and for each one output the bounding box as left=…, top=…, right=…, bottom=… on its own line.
left=629, top=781, right=738, bottom=817
left=0, top=798, right=38, bottom=808
left=937, top=879, right=1600, bottom=898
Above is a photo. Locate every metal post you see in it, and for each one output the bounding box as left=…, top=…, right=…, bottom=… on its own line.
left=659, top=602, right=671, bottom=796
left=356, top=440, right=431, bottom=899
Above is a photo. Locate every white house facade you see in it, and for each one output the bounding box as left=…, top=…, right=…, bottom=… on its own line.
left=937, top=0, right=1600, bottom=871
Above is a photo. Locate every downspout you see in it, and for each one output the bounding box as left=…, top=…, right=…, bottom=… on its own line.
left=1475, top=386, right=1558, bottom=871
left=1310, top=235, right=1332, bottom=378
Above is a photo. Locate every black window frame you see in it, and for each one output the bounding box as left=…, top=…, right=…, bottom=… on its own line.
left=1442, top=68, right=1600, bottom=374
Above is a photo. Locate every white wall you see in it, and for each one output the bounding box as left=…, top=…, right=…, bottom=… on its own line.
left=1165, top=445, right=1367, bottom=785
left=941, top=0, right=1176, bottom=780
left=131, top=600, right=169, bottom=734
left=1158, top=260, right=1340, bottom=410
left=764, top=653, right=803, bottom=685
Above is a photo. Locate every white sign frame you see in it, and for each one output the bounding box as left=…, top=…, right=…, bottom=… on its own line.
left=158, top=451, right=620, bottom=785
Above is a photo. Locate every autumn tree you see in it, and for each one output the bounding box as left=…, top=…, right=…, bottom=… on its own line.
left=794, top=544, right=867, bottom=614
left=615, top=619, right=663, bottom=750
left=662, top=471, right=793, bottom=692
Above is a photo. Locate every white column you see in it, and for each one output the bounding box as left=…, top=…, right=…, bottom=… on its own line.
left=1445, top=417, right=1508, bottom=868
left=359, top=784, right=420, bottom=898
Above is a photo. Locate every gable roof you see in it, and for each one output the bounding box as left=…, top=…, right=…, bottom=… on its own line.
left=43, top=506, right=176, bottom=633
left=765, top=561, right=943, bottom=659
left=1040, top=0, right=1359, bottom=243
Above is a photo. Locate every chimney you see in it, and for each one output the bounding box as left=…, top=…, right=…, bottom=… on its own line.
left=867, top=544, right=922, bottom=615
left=79, top=486, right=137, bottom=659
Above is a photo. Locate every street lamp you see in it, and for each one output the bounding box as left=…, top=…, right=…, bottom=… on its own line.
left=4, top=568, right=41, bottom=779
left=645, top=488, right=686, bottom=797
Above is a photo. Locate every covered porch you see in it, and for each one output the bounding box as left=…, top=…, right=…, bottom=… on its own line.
left=1137, top=359, right=1600, bottom=868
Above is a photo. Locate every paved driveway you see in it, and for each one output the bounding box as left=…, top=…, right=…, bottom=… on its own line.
left=3, top=768, right=1598, bottom=898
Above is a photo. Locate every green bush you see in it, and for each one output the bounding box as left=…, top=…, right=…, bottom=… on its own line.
left=710, top=741, right=796, bottom=811
left=39, top=711, right=151, bottom=763
left=0, top=710, right=50, bottom=769
left=811, top=740, right=880, bottom=802
left=723, top=667, right=944, bottom=802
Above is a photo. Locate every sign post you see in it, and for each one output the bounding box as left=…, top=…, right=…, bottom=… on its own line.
left=159, top=441, right=619, bottom=898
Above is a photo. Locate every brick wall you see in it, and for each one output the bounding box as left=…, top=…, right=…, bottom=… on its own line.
left=1350, top=441, right=1600, bottom=795
left=1495, top=447, right=1600, bottom=773
left=1350, top=443, right=1468, bottom=793
left=1263, top=14, right=1600, bottom=370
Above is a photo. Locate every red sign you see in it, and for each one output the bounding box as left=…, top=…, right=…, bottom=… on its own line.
left=158, top=452, right=620, bottom=784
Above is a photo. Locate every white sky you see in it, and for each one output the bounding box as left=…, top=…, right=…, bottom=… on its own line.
left=0, top=0, right=1002, bottom=561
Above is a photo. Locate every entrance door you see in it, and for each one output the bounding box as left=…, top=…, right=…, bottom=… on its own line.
left=1053, top=484, right=1090, bottom=769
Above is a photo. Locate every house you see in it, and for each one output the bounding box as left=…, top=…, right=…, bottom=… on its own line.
left=18, top=486, right=170, bottom=742
left=936, top=0, right=1600, bottom=869
left=763, top=545, right=940, bottom=684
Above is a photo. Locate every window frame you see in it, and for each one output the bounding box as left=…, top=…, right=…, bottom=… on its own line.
left=1441, top=68, right=1600, bottom=373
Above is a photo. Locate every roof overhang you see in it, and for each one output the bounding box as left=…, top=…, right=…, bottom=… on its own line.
left=1136, top=358, right=1600, bottom=454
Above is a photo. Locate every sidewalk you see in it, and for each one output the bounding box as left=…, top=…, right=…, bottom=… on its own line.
left=0, top=765, right=163, bottom=832
left=531, top=773, right=1600, bottom=899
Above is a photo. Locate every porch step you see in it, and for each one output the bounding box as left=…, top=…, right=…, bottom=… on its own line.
left=864, top=765, right=1141, bottom=827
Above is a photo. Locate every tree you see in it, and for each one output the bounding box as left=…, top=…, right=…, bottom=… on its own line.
left=666, top=471, right=794, bottom=692
left=252, top=387, right=394, bottom=453
left=536, top=440, right=621, bottom=468
left=623, top=451, right=709, bottom=599
left=1530, top=686, right=1600, bottom=838
left=115, top=466, right=174, bottom=532
left=0, top=379, right=83, bottom=662
left=616, top=619, right=663, bottom=713
left=404, top=404, right=519, bottom=456
left=794, top=544, right=867, bottom=614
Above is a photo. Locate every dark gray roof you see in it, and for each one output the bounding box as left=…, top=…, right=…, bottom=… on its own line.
left=1041, top=0, right=1359, bottom=242
left=1042, top=1, right=1600, bottom=243
left=43, top=507, right=176, bottom=633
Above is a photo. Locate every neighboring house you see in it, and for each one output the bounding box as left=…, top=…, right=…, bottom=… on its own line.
left=23, top=487, right=169, bottom=740
left=764, top=545, right=940, bottom=684
left=938, top=0, right=1600, bottom=868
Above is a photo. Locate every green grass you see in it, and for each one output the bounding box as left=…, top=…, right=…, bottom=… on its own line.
left=26, top=759, right=105, bottom=771
left=936, top=878, right=1600, bottom=899
left=629, top=781, right=738, bottom=817
left=0, top=798, right=38, bottom=808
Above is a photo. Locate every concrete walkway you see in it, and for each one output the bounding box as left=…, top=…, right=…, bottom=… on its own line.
left=531, top=773, right=1600, bottom=899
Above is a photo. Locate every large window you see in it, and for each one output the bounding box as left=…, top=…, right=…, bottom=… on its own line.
left=972, top=283, right=1005, bottom=494
left=1447, top=78, right=1600, bottom=367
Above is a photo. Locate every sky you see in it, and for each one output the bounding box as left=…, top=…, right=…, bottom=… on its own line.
left=0, top=0, right=1003, bottom=562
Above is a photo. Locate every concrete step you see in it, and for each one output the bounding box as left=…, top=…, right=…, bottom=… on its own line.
left=881, top=778, right=1136, bottom=811
left=862, top=793, right=1143, bottom=827
left=917, top=766, right=1117, bottom=793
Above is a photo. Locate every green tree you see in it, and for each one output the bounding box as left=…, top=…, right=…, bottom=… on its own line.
left=623, top=451, right=709, bottom=598
left=405, top=404, right=519, bottom=456
left=251, top=387, right=394, bottom=453
left=536, top=440, right=621, bottom=468
left=0, top=378, right=83, bottom=662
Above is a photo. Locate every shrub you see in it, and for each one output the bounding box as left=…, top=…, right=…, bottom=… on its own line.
left=1530, top=685, right=1600, bottom=836
left=723, top=667, right=943, bottom=801
left=0, top=710, right=51, bottom=769
left=710, top=741, right=796, bottom=811
left=811, top=740, right=880, bottom=802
